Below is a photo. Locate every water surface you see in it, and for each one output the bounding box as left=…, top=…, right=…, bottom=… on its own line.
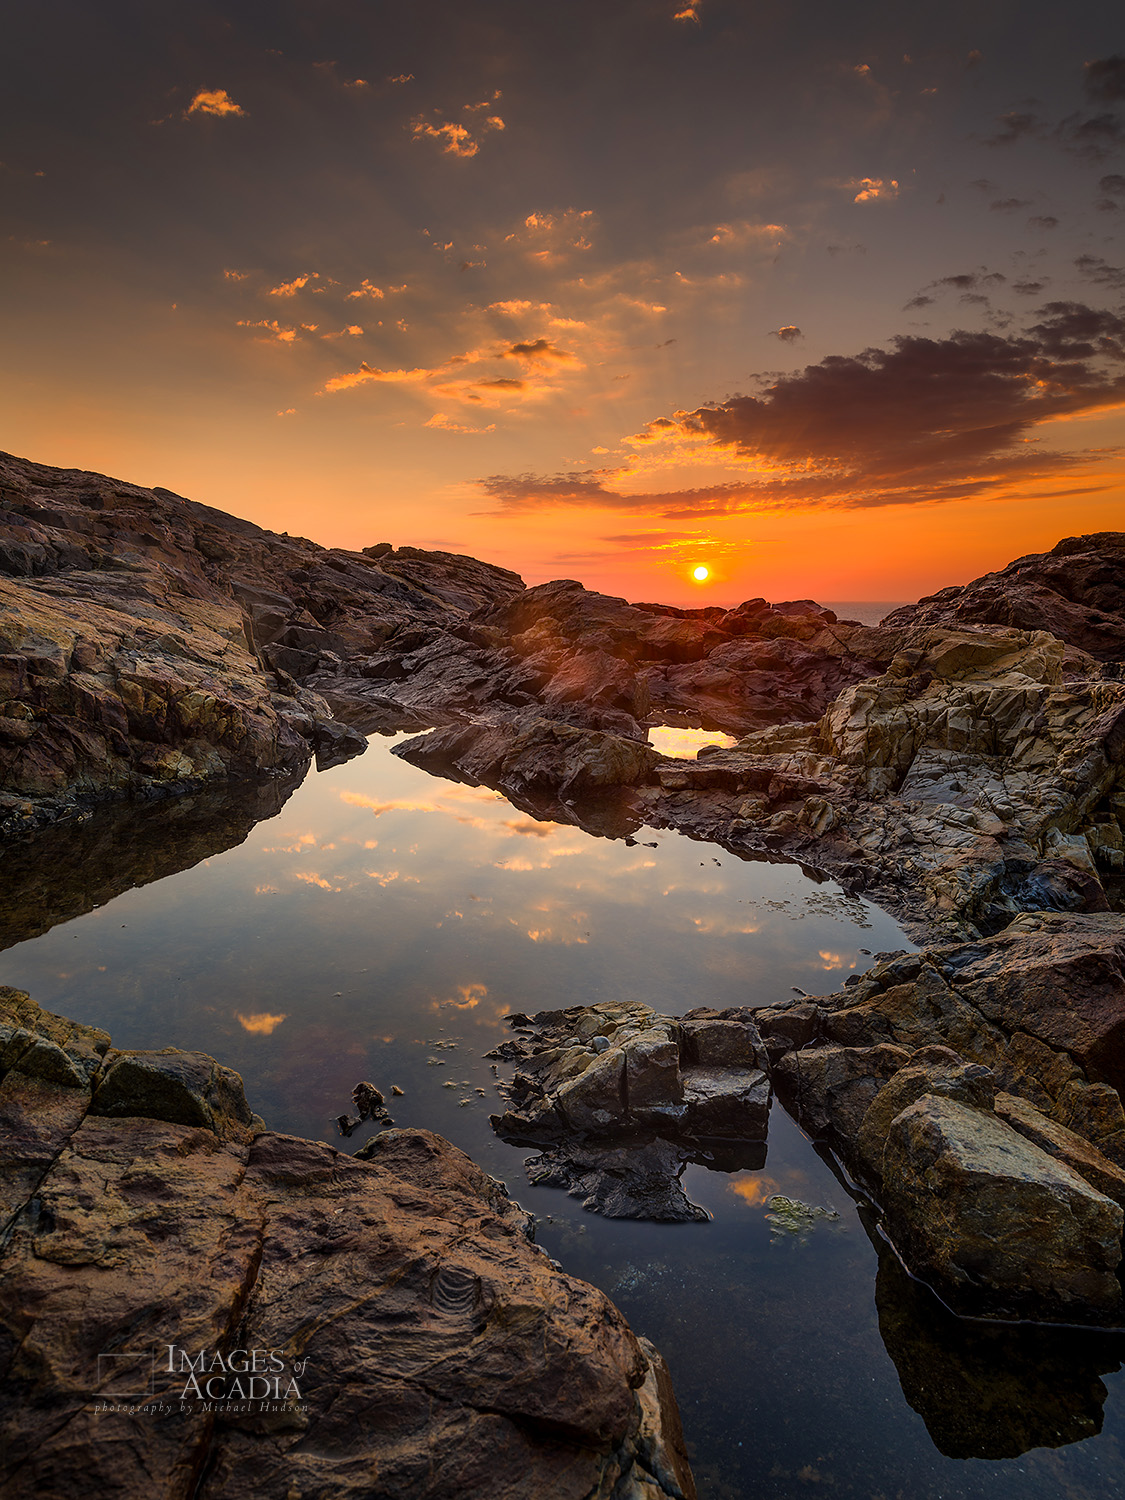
left=3, top=736, right=1124, bottom=1499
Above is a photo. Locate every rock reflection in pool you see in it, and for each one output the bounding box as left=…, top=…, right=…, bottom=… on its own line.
left=3, top=735, right=1125, bottom=1499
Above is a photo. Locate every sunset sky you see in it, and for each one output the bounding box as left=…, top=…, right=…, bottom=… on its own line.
left=3, top=1, right=1123, bottom=604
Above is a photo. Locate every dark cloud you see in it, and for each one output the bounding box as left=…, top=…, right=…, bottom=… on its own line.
left=990, top=197, right=1032, bottom=211
left=1085, top=56, right=1125, bottom=102
left=1075, top=255, right=1125, bottom=290
left=1027, top=215, right=1059, bottom=229
left=1096, top=199, right=1121, bottom=213
left=960, top=292, right=989, bottom=305
left=771, top=325, right=802, bottom=342
left=1012, top=280, right=1046, bottom=294
left=1100, top=174, right=1125, bottom=194
left=983, top=111, right=1046, bottom=146
left=1057, top=111, right=1125, bottom=160
left=904, top=295, right=933, bottom=309
left=478, top=304, right=1125, bottom=516
left=504, top=338, right=576, bottom=362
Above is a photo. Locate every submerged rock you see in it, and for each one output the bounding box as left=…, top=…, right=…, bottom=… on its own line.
left=0, top=988, right=697, bottom=1500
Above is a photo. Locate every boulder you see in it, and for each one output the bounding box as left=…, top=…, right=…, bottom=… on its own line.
left=882, top=1094, right=1123, bottom=1320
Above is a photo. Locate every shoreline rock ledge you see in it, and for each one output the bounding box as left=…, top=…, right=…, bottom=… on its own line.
left=0, top=986, right=697, bottom=1500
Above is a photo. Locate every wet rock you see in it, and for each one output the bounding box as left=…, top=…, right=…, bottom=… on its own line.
left=771, top=1042, right=910, bottom=1140
left=854, top=1053, right=996, bottom=1185
left=882, top=1094, right=1123, bottom=1320
left=491, top=1001, right=770, bottom=1219
left=994, top=1091, right=1125, bottom=1210
left=870, top=1207, right=1119, bottom=1459
left=771, top=913, right=1125, bottom=1167
left=91, top=1048, right=256, bottom=1144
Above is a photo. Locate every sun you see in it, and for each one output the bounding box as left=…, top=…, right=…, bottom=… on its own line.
left=692, top=564, right=710, bottom=582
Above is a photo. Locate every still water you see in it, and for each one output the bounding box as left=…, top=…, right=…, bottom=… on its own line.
left=3, top=736, right=1125, bottom=1499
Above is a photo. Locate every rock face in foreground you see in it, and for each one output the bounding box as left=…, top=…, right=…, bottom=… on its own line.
left=0, top=987, right=696, bottom=1500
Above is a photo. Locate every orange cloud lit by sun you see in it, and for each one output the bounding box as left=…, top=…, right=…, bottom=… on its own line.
left=185, top=89, right=246, bottom=119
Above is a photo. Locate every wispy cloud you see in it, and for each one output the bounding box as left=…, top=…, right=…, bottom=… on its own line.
left=412, top=105, right=505, bottom=158
left=269, top=272, right=318, bottom=297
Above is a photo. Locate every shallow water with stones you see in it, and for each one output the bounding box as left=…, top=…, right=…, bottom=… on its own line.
left=4, top=733, right=1125, bottom=1500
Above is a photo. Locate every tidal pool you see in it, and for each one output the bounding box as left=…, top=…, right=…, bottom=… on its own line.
left=3, top=736, right=1125, bottom=1499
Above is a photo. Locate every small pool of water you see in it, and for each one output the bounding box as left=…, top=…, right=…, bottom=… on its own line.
left=648, top=726, right=739, bottom=758
left=3, top=736, right=1124, bottom=1498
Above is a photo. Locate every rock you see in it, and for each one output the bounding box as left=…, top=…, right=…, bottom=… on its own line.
left=854, top=1054, right=996, bottom=1186
left=491, top=1001, right=770, bottom=1218
left=0, top=450, right=523, bottom=836
left=777, top=914, right=1125, bottom=1167
left=882, top=1094, right=1123, bottom=1320
left=869, top=1207, right=1118, bottom=1459
left=680, top=1066, right=771, bottom=1138
left=884, top=532, right=1125, bottom=662
left=92, top=1048, right=257, bottom=1143
left=771, top=1042, right=911, bottom=1140
left=994, top=1091, right=1125, bottom=1210
left=0, top=990, right=696, bottom=1499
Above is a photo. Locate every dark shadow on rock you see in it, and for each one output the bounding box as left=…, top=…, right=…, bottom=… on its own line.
left=525, top=1137, right=710, bottom=1222
left=0, top=768, right=307, bottom=952
left=859, top=1201, right=1124, bottom=1459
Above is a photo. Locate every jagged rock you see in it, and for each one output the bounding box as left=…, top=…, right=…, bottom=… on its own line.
left=761, top=913, right=1125, bottom=1166
left=854, top=1052, right=996, bottom=1184
left=491, top=1001, right=770, bottom=1219
left=881, top=1094, right=1123, bottom=1320
left=0, top=450, right=522, bottom=835
left=0, top=988, right=696, bottom=1500
left=884, top=532, right=1125, bottom=662
left=91, top=1048, right=257, bottom=1143
left=772, top=1042, right=911, bottom=1139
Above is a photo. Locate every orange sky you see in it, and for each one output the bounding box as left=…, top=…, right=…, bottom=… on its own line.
left=3, top=2, right=1124, bottom=605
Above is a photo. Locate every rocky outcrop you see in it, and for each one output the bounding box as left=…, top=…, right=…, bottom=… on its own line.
left=882, top=1093, right=1122, bottom=1320
left=0, top=986, right=696, bottom=1500
left=884, top=532, right=1125, bottom=663
left=5, top=452, right=1123, bottom=943
left=0, top=451, right=523, bottom=835
left=489, top=1001, right=770, bottom=1220
left=757, top=911, right=1125, bottom=1321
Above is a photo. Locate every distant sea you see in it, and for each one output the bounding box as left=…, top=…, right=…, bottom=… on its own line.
left=820, top=600, right=912, bottom=627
